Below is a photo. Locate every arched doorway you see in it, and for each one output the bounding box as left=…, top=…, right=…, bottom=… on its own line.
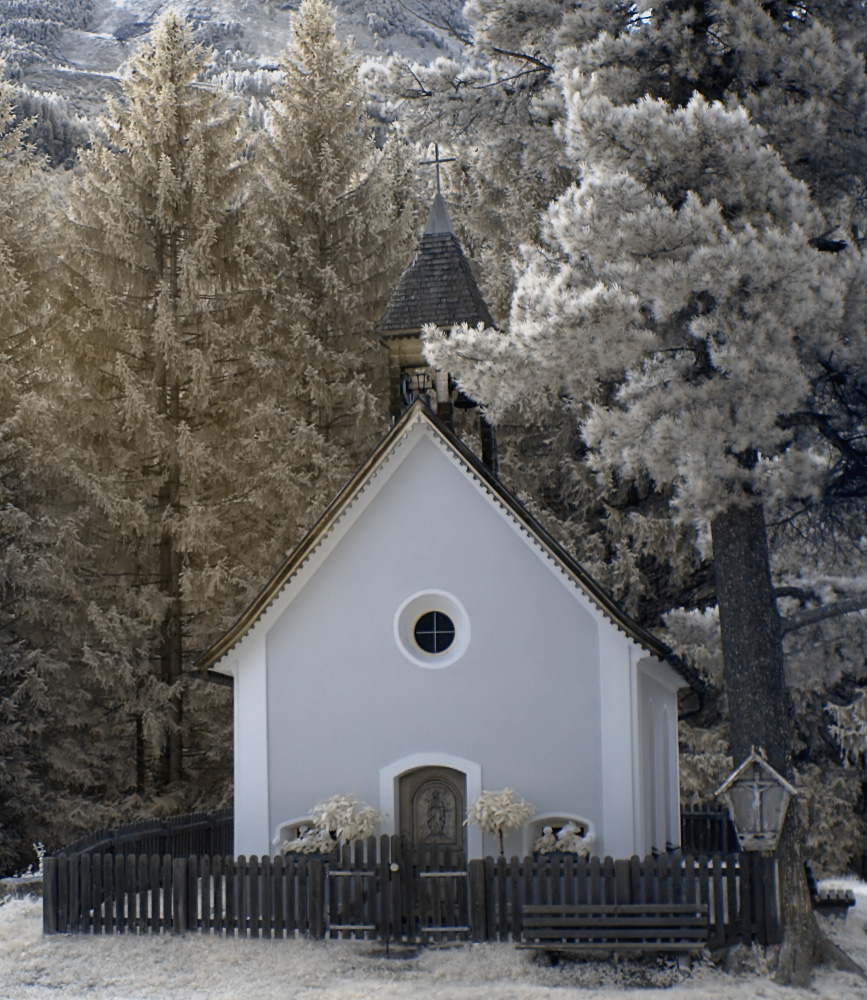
left=398, top=766, right=466, bottom=851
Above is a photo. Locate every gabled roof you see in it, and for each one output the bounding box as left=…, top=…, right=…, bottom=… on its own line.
left=198, top=400, right=702, bottom=697
left=375, top=194, right=495, bottom=335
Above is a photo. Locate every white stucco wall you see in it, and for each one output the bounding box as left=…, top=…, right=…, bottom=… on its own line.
left=227, top=422, right=679, bottom=859
left=228, top=633, right=269, bottom=856
left=637, top=662, right=682, bottom=853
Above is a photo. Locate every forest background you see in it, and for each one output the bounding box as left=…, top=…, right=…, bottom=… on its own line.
left=2, top=0, right=867, bottom=953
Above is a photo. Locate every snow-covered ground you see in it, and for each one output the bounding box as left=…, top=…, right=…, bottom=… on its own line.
left=2, top=882, right=866, bottom=999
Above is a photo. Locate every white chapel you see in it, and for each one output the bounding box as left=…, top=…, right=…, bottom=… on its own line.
left=199, top=193, right=701, bottom=861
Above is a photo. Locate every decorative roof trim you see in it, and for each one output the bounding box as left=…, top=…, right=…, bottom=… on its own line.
left=198, top=401, right=702, bottom=696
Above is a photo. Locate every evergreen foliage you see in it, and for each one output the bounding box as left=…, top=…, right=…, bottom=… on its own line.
left=421, top=4, right=867, bottom=979
left=51, top=10, right=374, bottom=814
left=0, top=77, right=94, bottom=870
left=0, top=10, right=865, bottom=964
left=253, top=0, right=416, bottom=449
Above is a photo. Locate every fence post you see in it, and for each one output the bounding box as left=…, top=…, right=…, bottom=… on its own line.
left=43, top=856, right=58, bottom=935
left=172, top=858, right=187, bottom=935
left=468, top=859, right=486, bottom=941
left=309, top=857, right=325, bottom=939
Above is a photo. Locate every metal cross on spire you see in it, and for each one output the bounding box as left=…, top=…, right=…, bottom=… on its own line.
left=420, top=143, right=456, bottom=194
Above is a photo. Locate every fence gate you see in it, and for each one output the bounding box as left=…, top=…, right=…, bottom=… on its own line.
left=409, top=844, right=470, bottom=942
left=325, top=837, right=470, bottom=943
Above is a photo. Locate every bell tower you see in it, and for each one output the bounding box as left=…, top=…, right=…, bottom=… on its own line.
left=375, top=157, right=498, bottom=473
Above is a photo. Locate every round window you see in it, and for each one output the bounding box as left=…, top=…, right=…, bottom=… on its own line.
left=413, top=610, right=456, bottom=654
left=394, top=591, right=470, bottom=668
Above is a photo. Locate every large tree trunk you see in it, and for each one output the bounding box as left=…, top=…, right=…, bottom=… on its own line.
left=155, top=229, right=184, bottom=789
left=159, top=379, right=184, bottom=787
left=711, top=502, right=821, bottom=985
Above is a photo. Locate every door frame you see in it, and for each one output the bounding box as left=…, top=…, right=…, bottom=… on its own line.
left=380, top=753, right=483, bottom=857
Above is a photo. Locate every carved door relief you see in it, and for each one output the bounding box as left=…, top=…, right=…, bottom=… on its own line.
left=398, top=766, right=466, bottom=851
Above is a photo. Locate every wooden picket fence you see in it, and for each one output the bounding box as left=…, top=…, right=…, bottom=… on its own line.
left=44, top=836, right=779, bottom=949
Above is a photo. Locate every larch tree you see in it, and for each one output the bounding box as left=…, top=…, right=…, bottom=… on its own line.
left=254, top=0, right=416, bottom=453
left=55, top=12, right=350, bottom=810
left=427, top=84, right=867, bottom=981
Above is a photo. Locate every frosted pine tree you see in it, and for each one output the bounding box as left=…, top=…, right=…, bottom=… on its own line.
left=55, top=13, right=345, bottom=808
left=430, top=90, right=866, bottom=981
left=412, top=0, right=867, bottom=902
left=254, top=0, right=416, bottom=452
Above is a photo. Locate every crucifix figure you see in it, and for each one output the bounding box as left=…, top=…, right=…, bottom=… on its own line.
left=420, top=143, right=456, bottom=194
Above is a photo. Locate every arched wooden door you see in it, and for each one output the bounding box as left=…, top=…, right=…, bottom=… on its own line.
left=398, top=766, right=466, bottom=851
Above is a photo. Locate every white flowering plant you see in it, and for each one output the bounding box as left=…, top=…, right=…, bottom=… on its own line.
left=281, top=794, right=382, bottom=854
left=466, top=788, right=534, bottom=856
left=533, top=822, right=596, bottom=857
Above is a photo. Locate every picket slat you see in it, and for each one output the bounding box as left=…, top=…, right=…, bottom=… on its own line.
left=57, top=856, right=69, bottom=934
left=212, top=855, right=224, bottom=935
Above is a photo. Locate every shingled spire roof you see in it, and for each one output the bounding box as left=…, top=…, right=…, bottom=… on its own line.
left=375, top=193, right=495, bottom=335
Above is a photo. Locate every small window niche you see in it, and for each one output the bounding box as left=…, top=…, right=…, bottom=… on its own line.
left=272, top=817, right=314, bottom=851
left=526, top=814, right=597, bottom=857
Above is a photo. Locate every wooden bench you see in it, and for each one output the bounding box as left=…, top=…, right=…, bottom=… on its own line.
left=805, top=860, right=855, bottom=918
left=518, top=902, right=710, bottom=956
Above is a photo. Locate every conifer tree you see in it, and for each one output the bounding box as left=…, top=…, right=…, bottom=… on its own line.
left=0, top=78, right=95, bottom=869
left=55, top=12, right=350, bottom=807
left=255, top=0, right=415, bottom=449
left=405, top=6, right=867, bottom=907
left=428, top=86, right=867, bottom=983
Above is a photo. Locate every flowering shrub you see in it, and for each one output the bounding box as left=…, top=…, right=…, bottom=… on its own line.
left=533, top=822, right=596, bottom=857
left=281, top=795, right=382, bottom=854
left=466, top=788, right=534, bottom=855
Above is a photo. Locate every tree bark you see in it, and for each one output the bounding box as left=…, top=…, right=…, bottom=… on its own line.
left=159, top=379, right=184, bottom=786
left=155, top=226, right=184, bottom=789
left=711, top=502, right=821, bottom=985
left=712, top=503, right=789, bottom=768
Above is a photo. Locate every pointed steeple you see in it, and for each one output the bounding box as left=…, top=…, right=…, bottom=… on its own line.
left=375, top=191, right=498, bottom=474
left=375, top=196, right=494, bottom=337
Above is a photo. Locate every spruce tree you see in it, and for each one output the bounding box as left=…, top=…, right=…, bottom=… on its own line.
left=255, top=0, right=415, bottom=450
left=0, top=78, right=95, bottom=868
left=55, top=12, right=350, bottom=808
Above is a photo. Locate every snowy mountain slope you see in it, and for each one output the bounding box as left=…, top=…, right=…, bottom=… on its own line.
left=4, top=0, right=464, bottom=117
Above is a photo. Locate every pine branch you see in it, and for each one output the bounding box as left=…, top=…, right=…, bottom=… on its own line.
left=781, top=596, right=867, bottom=634
left=394, top=0, right=472, bottom=45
